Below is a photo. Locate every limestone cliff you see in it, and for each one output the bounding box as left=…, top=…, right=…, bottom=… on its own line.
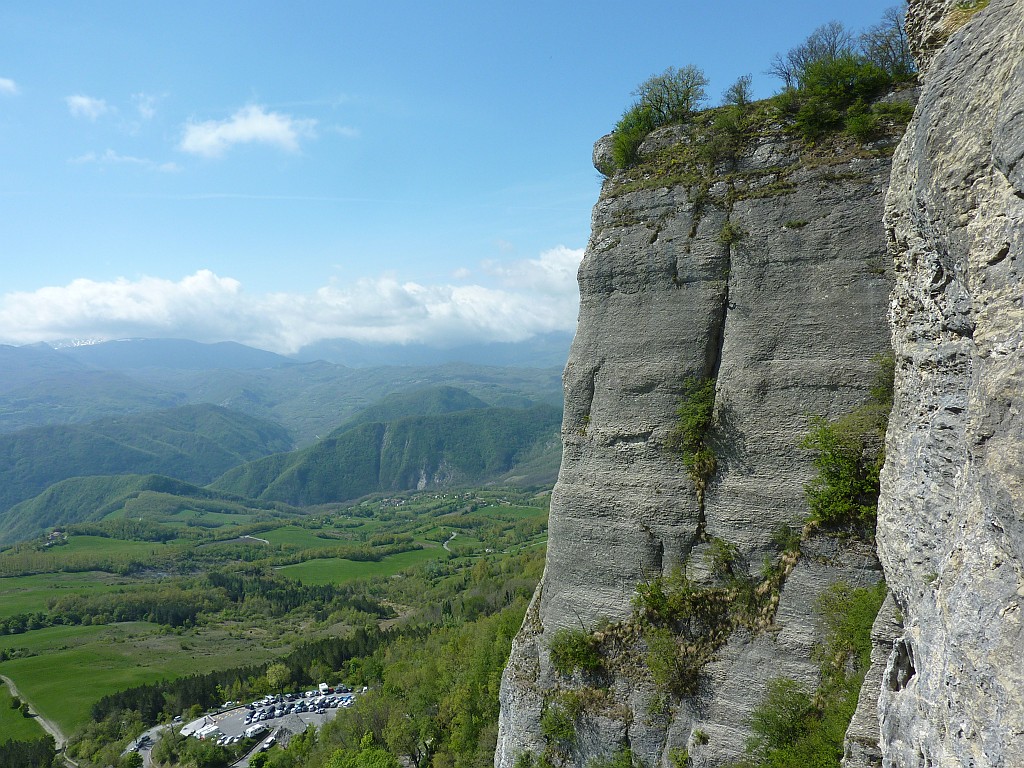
left=496, top=96, right=907, bottom=765
left=876, top=0, right=1024, bottom=765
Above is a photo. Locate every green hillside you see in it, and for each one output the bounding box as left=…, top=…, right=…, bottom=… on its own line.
left=0, top=474, right=297, bottom=545
left=0, top=404, right=293, bottom=516
left=212, top=404, right=562, bottom=505
left=331, top=385, right=489, bottom=432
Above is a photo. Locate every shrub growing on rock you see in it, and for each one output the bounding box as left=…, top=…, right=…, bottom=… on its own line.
left=548, top=628, right=602, bottom=675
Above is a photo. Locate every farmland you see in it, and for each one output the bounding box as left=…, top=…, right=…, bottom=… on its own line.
left=0, top=488, right=548, bottom=740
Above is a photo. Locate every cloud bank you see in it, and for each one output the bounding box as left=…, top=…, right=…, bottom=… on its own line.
left=179, top=105, right=317, bottom=157
left=0, top=247, right=583, bottom=354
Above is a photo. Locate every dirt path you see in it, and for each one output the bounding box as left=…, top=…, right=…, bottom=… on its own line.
left=442, top=531, right=457, bottom=552
left=0, top=673, right=68, bottom=747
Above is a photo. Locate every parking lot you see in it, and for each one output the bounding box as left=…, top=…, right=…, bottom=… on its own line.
left=185, top=688, right=359, bottom=746
left=129, top=688, right=362, bottom=767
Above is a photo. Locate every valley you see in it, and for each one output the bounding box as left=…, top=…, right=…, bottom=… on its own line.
left=0, top=486, right=548, bottom=766
left=0, top=344, right=560, bottom=767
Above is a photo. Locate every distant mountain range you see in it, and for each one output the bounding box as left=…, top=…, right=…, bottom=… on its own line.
left=0, top=338, right=565, bottom=444
left=293, top=332, right=574, bottom=368
left=0, top=336, right=569, bottom=544
left=57, top=338, right=293, bottom=370
left=36, top=332, right=574, bottom=370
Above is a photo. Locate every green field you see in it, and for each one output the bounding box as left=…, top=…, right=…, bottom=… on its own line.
left=277, top=547, right=442, bottom=585
left=475, top=504, right=545, bottom=519
left=0, top=622, right=277, bottom=734
left=260, top=526, right=337, bottom=549
left=0, top=572, right=129, bottom=618
left=60, top=535, right=166, bottom=556
left=0, top=684, right=48, bottom=742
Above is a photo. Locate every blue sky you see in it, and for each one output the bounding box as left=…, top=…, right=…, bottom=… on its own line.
left=1, top=1, right=902, bottom=353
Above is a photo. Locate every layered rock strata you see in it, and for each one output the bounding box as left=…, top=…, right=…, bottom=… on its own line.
left=876, top=1, right=1024, bottom=765
left=497, top=107, right=903, bottom=766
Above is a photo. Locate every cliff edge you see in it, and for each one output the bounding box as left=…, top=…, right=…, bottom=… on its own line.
left=496, top=91, right=905, bottom=765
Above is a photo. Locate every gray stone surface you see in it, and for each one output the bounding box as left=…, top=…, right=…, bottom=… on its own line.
left=497, top=107, right=900, bottom=766
left=843, top=594, right=902, bottom=768
left=876, top=1, right=1024, bottom=766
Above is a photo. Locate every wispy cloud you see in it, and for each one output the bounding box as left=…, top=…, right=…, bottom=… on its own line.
left=132, top=92, right=158, bottom=120
left=179, top=105, right=317, bottom=158
left=0, top=78, right=18, bottom=96
left=327, top=124, right=360, bottom=139
left=0, top=248, right=584, bottom=354
left=70, top=149, right=179, bottom=173
left=66, top=94, right=110, bottom=120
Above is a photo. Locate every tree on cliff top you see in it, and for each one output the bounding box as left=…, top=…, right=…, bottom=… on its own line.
left=611, top=65, right=708, bottom=169
left=631, top=65, right=709, bottom=125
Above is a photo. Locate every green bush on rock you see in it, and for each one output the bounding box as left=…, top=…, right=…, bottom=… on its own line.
left=548, top=627, right=603, bottom=675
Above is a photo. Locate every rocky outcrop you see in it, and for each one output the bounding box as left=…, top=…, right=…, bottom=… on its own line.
left=496, top=103, right=904, bottom=766
left=876, top=1, right=1024, bottom=765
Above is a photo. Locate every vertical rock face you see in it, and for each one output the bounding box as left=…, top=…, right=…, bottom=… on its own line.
left=877, top=1, right=1024, bottom=765
left=497, top=106, right=903, bottom=765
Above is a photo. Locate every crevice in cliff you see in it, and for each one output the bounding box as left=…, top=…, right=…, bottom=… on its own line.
left=886, top=637, right=916, bottom=692
left=575, top=362, right=601, bottom=437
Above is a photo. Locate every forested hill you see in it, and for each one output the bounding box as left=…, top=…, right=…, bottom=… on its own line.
left=0, top=474, right=295, bottom=546
left=210, top=404, right=562, bottom=506
left=330, top=385, right=489, bottom=432
left=0, top=404, right=293, bottom=516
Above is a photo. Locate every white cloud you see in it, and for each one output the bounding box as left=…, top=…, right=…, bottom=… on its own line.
left=0, top=78, right=18, bottom=95
left=179, top=105, right=317, bottom=157
left=66, top=94, right=109, bottom=120
left=0, top=248, right=584, bottom=354
left=71, top=149, right=179, bottom=173
left=484, top=245, right=584, bottom=295
left=133, top=92, right=158, bottom=120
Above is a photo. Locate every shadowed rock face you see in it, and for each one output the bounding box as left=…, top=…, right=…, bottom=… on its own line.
left=496, top=104, right=900, bottom=765
left=877, top=1, right=1024, bottom=765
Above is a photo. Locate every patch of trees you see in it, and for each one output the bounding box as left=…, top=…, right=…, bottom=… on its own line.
left=606, top=7, right=916, bottom=172
left=47, top=585, right=222, bottom=628
left=0, top=736, right=56, bottom=768
left=269, top=540, right=425, bottom=567
left=272, top=599, right=530, bottom=768
left=769, top=11, right=916, bottom=141
left=802, top=354, right=894, bottom=535
left=65, top=518, right=179, bottom=543
left=0, top=611, right=63, bottom=636
left=205, top=568, right=389, bottom=618
left=151, top=728, right=231, bottom=768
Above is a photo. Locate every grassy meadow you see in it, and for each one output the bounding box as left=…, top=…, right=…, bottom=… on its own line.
left=0, top=683, right=48, bottom=742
